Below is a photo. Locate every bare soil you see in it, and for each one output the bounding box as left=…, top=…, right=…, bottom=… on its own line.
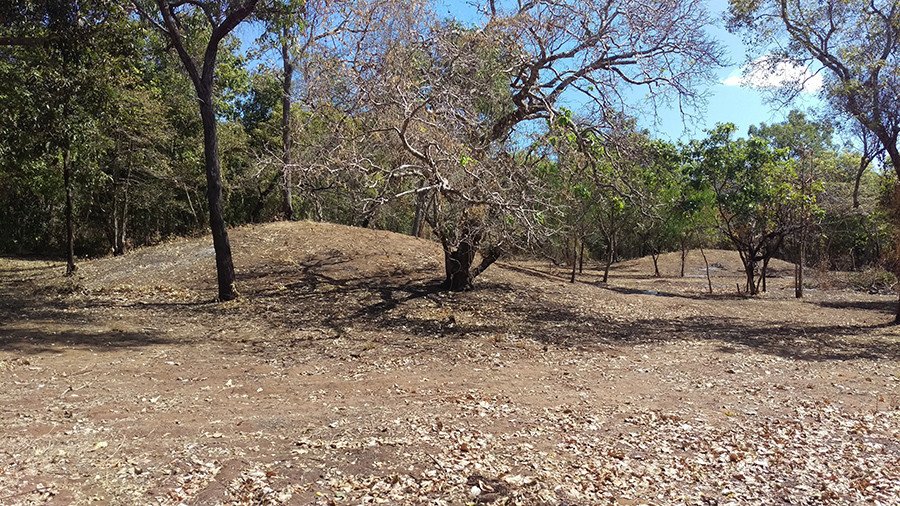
left=1, top=221, right=897, bottom=505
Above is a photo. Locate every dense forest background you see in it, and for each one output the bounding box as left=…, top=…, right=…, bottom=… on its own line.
left=1, top=0, right=898, bottom=298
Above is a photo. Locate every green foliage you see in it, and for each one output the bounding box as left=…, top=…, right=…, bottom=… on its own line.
left=0, top=0, right=896, bottom=282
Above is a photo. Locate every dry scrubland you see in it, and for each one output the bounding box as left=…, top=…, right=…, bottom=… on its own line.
left=1, top=221, right=898, bottom=505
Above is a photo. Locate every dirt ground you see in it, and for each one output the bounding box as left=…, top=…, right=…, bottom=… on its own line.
left=1, top=221, right=898, bottom=505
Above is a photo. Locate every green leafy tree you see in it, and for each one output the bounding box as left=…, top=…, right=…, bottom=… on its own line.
left=750, top=110, right=834, bottom=295
left=1, top=0, right=128, bottom=273
left=689, top=124, right=817, bottom=295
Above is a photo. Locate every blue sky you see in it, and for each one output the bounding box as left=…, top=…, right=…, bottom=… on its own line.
left=647, top=0, right=822, bottom=141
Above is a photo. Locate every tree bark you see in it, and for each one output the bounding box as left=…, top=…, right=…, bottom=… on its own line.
left=570, top=237, right=577, bottom=284
left=795, top=231, right=805, bottom=298
left=761, top=256, right=770, bottom=293
left=651, top=251, right=661, bottom=278
left=578, top=240, right=585, bottom=274
left=744, top=256, right=757, bottom=296
left=113, top=165, right=131, bottom=256
left=700, top=246, right=712, bottom=294
left=280, top=29, right=294, bottom=221
left=63, top=147, right=76, bottom=276
left=602, top=238, right=614, bottom=283
left=199, top=90, right=237, bottom=301
left=443, top=241, right=476, bottom=291
left=411, top=187, right=426, bottom=237
left=680, top=240, right=687, bottom=278
left=888, top=153, right=900, bottom=323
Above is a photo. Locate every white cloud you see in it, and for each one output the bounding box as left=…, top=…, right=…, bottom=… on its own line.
left=722, top=57, right=823, bottom=93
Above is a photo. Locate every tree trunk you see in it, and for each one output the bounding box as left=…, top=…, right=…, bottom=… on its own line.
left=888, top=153, right=900, bottom=323
left=280, top=30, right=294, bottom=221
left=441, top=240, right=500, bottom=291
left=63, top=147, right=76, bottom=276
left=761, top=256, right=770, bottom=293
left=570, top=237, right=577, bottom=284
left=795, top=231, right=805, bottom=299
left=700, top=246, right=712, bottom=294
left=443, top=241, right=476, bottom=291
left=651, top=251, right=661, bottom=278
left=113, top=165, right=130, bottom=256
left=411, top=187, right=426, bottom=237
left=602, top=238, right=614, bottom=283
left=852, top=155, right=869, bottom=208
left=199, top=89, right=237, bottom=301
left=680, top=240, right=687, bottom=278
left=578, top=241, right=585, bottom=274
left=745, top=258, right=757, bottom=296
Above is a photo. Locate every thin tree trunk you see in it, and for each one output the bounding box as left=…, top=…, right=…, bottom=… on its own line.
left=570, top=237, right=577, bottom=283
left=183, top=182, right=199, bottom=227
left=280, top=30, right=294, bottom=221
left=113, top=165, right=131, bottom=256
left=761, top=256, right=770, bottom=293
left=700, top=246, right=712, bottom=294
left=795, top=232, right=805, bottom=299
left=651, top=251, right=661, bottom=278
left=578, top=240, right=585, bottom=274
left=146, top=0, right=256, bottom=302
left=852, top=155, right=871, bottom=208
left=602, top=236, right=614, bottom=283
left=63, top=147, right=76, bottom=275
left=199, top=90, right=237, bottom=301
left=745, top=256, right=757, bottom=296
left=680, top=240, right=687, bottom=278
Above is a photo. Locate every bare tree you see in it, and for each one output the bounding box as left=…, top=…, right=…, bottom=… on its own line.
left=351, top=0, right=723, bottom=290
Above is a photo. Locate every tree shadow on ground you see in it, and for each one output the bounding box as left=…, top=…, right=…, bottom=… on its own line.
left=601, top=285, right=745, bottom=302
left=499, top=301, right=899, bottom=362
left=234, top=255, right=900, bottom=362
left=0, top=326, right=171, bottom=354
left=0, top=273, right=173, bottom=354
left=27, top=250, right=897, bottom=363
left=502, top=263, right=744, bottom=302
left=813, top=299, right=897, bottom=315
left=501, top=262, right=665, bottom=282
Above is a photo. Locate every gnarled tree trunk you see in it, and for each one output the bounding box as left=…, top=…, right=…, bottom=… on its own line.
left=444, top=240, right=476, bottom=291
left=441, top=240, right=500, bottom=291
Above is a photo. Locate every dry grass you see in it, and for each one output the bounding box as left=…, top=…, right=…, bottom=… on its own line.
left=1, top=221, right=898, bottom=505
